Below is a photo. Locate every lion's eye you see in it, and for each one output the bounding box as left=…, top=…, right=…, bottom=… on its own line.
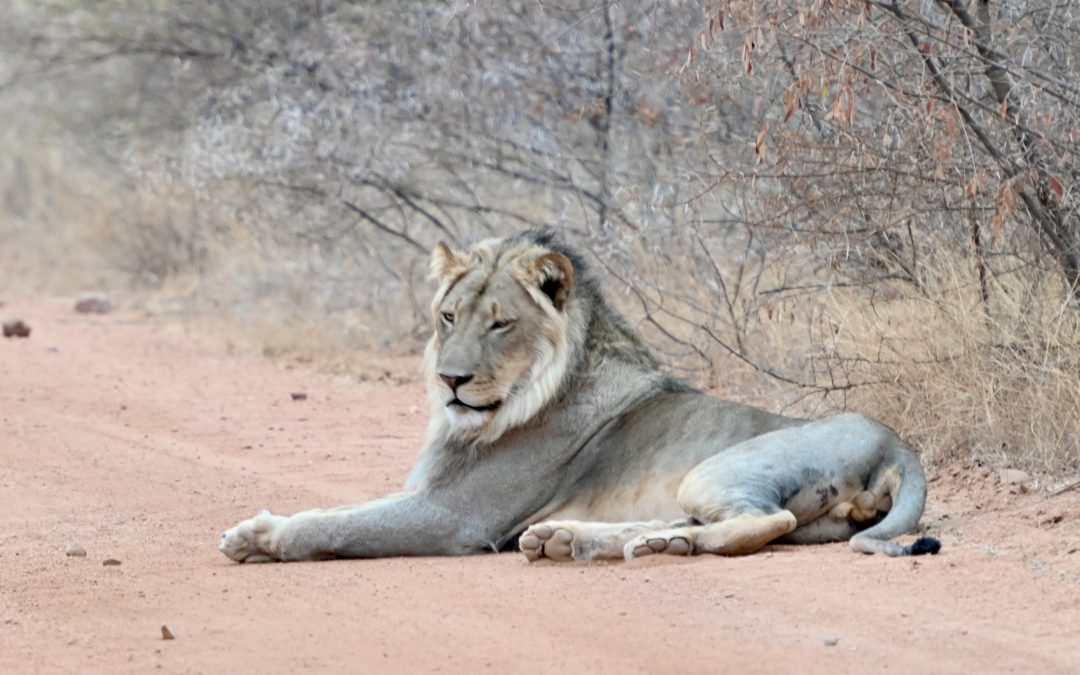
left=441, top=312, right=455, bottom=325
left=490, top=319, right=514, bottom=332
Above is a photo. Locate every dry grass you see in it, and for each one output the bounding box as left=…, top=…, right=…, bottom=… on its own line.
left=820, top=256, right=1080, bottom=475
left=607, top=233, right=1080, bottom=476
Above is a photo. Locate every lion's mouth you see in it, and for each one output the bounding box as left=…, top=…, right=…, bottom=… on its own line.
left=448, top=398, right=502, bottom=413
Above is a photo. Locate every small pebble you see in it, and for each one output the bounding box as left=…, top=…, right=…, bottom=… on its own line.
left=824, top=637, right=839, bottom=647
left=290, top=392, right=308, bottom=401
left=65, top=544, right=87, bottom=558
left=2, top=319, right=31, bottom=338
left=103, top=558, right=122, bottom=566
left=161, top=625, right=175, bottom=640
left=74, top=292, right=112, bottom=314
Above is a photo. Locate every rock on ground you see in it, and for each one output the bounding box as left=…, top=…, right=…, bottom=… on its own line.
left=74, top=293, right=113, bottom=314
left=2, top=319, right=31, bottom=338
left=998, top=469, right=1033, bottom=485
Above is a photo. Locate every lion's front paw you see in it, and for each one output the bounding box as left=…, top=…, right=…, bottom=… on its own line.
left=219, top=510, right=287, bottom=563
left=520, top=522, right=578, bottom=562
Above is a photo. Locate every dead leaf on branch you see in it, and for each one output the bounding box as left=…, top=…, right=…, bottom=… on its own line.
left=963, top=170, right=988, bottom=198
left=783, top=84, right=801, bottom=122
left=754, top=123, right=768, bottom=164
left=740, top=28, right=764, bottom=77
left=989, top=175, right=1023, bottom=242
left=1048, top=176, right=1066, bottom=204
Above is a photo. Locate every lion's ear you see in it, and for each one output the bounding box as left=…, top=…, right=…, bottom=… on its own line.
left=430, top=242, right=464, bottom=281
left=530, top=252, right=575, bottom=310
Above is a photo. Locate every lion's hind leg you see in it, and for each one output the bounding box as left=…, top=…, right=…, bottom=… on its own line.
left=521, top=520, right=670, bottom=562
left=623, top=510, right=797, bottom=560
left=620, top=446, right=798, bottom=559
left=780, top=493, right=885, bottom=544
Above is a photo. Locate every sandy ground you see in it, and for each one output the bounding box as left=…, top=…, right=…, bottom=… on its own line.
left=2, top=296, right=1079, bottom=675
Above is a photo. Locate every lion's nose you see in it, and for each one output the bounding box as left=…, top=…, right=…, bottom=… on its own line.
left=439, top=373, right=474, bottom=390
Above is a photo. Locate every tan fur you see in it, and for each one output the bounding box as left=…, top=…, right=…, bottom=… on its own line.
left=220, top=233, right=936, bottom=565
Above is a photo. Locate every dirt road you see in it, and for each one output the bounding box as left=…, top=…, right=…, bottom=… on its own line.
left=2, top=297, right=1078, bottom=674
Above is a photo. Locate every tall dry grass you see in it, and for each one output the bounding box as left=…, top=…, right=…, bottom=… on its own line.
left=818, top=254, right=1080, bottom=474
left=604, top=228, right=1080, bottom=475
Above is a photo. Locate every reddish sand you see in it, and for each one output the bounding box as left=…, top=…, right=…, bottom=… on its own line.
left=2, top=297, right=1079, bottom=674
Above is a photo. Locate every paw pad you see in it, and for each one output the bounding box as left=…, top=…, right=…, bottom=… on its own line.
left=520, top=524, right=576, bottom=562
left=625, top=535, right=692, bottom=559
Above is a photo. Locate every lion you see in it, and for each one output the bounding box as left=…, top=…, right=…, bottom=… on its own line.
left=220, top=231, right=940, bottom=564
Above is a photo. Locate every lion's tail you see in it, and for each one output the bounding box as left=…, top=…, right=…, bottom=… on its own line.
left=849, top=442, right=941, bottom=557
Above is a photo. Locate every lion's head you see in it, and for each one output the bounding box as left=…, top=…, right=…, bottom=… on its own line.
left=423, top=232, right=586, bottom=444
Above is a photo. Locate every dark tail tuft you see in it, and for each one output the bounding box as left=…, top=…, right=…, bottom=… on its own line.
left=906, top=536, right=941, bottom=556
